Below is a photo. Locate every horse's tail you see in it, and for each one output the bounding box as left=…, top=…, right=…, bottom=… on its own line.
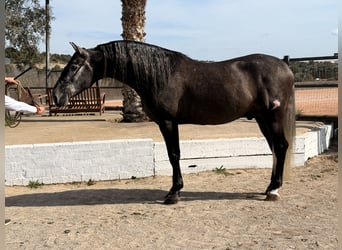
left=283, top=84, right=296, bottom=179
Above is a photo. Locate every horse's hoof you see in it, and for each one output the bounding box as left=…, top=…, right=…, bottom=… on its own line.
left=265, top=193, right=280, bottom=201
left=265, top=190, right=280, bottom=201
left=164, top=193, right=180, bottom=205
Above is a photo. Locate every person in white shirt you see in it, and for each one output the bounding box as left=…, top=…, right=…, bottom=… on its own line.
left=5, top=77, right=45, bottom=114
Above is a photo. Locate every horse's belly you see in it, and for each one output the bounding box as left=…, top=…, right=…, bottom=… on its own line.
left=177, top=107, right=244, bottom=125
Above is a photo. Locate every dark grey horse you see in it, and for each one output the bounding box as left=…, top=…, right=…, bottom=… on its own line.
left=53, top=41, right=295, bottom=204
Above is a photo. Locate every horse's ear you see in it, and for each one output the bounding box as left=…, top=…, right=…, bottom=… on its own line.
left=70, top=42, right=87, bottom=56
left=70, top=42, right=80, bottom=52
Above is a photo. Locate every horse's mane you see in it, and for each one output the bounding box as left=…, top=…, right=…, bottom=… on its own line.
left=95, top=41, right=188, bottom=89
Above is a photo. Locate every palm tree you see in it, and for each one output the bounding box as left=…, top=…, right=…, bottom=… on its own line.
left=120, top=0, right=148, bottom=122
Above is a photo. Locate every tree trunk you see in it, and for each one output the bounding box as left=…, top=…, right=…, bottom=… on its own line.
left=121, top=0, right=148, bottom=122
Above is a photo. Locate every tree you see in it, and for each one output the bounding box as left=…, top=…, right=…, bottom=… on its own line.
left=121, top=0, right=148, bottom=122
left=5, top=0, right=50, bottom=67
left=289, top=61, right=338, bottom=82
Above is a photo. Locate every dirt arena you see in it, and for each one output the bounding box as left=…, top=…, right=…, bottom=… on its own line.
left=5, top=141, right=337, bottom=249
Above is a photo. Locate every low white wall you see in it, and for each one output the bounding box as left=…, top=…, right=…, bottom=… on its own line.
left=5, top=124, right=333, bottom=186
left=5, top=139, right=154, bottom=185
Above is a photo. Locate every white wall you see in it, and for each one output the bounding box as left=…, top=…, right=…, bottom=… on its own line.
left=5, top=124, right=332, bottom=186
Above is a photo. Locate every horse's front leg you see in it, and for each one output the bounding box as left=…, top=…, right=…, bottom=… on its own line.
left=159, top=120, right=183, bottom=204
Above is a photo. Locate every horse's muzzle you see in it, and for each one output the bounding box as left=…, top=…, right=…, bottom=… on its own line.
left=52, top=88, right=69, bottom=107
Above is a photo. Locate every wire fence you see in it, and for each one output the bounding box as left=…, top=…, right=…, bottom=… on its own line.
left=286, top=54, right=338, bottom=117
left=295, top=85, right=337, bottom=116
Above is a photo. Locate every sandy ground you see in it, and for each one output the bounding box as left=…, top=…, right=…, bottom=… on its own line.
left=5, top=140, right=337, bottom=249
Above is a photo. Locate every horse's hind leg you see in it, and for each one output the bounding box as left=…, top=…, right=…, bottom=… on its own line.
left=158, top=120, right=183, bottom=204
left=256, top=111, right=289, bottom=201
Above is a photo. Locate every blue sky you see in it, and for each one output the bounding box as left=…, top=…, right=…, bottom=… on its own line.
left=42, top=0, right=338, bottom=61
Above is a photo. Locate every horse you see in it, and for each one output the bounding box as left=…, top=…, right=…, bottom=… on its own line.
left=53, top=40, right=295, bottom=204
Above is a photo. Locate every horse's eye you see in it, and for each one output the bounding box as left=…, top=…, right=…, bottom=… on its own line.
left=70, top=65, right=78, bottom=72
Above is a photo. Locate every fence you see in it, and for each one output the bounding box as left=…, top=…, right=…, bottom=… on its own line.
left=284, top=53, right=338, bottom=81
left=284, top=54, right=338, bottom=119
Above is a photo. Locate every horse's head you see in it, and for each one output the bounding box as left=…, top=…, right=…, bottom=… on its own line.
left=53, top=42, right=103, bottom=106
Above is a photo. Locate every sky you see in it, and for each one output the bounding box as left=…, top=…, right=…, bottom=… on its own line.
left=41, top=0, right=338, bottom=61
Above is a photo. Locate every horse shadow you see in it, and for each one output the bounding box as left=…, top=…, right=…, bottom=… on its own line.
left=6, top=188, right=265, bottom=207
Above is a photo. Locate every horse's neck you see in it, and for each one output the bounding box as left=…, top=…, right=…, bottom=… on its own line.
left=111, top=59, right=140, bottom=89
left=105, top=52, right=146, bottom=92
left=101, top=42, right=173, bottom=94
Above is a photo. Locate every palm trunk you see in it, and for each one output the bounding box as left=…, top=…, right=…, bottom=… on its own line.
left=121, top=0, right=148, bottom=122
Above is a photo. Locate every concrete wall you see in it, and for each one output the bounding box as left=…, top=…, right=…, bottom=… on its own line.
left=5, top=124, right=333, bottom=186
